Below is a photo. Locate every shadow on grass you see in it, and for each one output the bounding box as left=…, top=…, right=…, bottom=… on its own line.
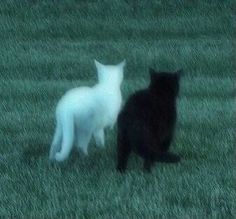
left=21, top=143, right=83, bottom=173
left=21, top=144, right=48, bottom=167
left=21, top=141, right=180, bottom=174
left=0, top=162, right=7, bottom=175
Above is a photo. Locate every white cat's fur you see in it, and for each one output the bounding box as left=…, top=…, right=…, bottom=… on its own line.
left=49, top=60, right=125, bottom=162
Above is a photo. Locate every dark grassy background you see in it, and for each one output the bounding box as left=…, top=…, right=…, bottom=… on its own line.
left=0, top=0, right=235, bottom=218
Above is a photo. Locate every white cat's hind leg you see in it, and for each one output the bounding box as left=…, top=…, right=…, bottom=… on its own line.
left=93, top=129, right=105, bottom=148
left=76, top=130, right=92, bottom=156
left=55, top=115, right=74, bottom=162
left=49, top=121, right=62, bottom=161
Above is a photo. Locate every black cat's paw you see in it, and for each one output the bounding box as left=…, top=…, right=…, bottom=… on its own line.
left=172, top=154, right=181, bottom=163
left=157, top=152, right=181, bottom=163
left=143, top=159, right=153, bottom=173
left=117, top=165, right=126, bottom=173
left=143, top=166, right=152, bottom=173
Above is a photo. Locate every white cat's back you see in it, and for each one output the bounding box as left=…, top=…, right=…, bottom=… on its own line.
left=56, top=86, right=95, bottom=116
left=93, top=84, right=122, bottom=128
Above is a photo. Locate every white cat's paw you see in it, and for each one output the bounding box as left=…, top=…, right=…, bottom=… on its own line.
left=49, top=154, right=55, bottom=162
left=100, top=140, right=105, bottom=148
left=81, top=148, right=88, bottom=156
left=55, top=152, right=67, bottom=162
left=96, top=139, right=105, bottom=148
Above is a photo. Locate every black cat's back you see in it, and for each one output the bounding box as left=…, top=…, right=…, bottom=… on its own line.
left=118, top=86, right=177, bottom=149
left=119, top=88, right=153, bottom=120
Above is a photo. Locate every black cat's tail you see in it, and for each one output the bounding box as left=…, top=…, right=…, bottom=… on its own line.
left=155, top=152, right=181, bottom=163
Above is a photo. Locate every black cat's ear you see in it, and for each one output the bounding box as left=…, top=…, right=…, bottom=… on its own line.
left=149, top=68, right=156, bottom=81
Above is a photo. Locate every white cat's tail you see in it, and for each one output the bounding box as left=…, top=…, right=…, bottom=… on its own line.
left=55, top=113, right=75, bottom=162
left=49, top=120, right=62, bottom=161
left=51, top=113, right=75, bottom=162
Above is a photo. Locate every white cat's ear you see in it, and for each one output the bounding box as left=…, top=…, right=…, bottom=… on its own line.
left=117, top=59, right=126, bottom=68
left=94, top=59, right=104, bottom=70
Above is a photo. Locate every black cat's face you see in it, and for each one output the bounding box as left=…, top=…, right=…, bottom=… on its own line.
left=149, top=68, right=181, bottom=98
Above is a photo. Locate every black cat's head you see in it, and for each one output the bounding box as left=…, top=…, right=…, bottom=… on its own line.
left=149, top=68, right=182, bottom=98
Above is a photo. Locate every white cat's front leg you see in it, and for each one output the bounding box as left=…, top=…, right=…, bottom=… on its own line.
left=93, top=129, right=105, bottom=148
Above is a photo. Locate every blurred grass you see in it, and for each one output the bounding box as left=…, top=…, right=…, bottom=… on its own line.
left=0, top=0, right=235, bottom=218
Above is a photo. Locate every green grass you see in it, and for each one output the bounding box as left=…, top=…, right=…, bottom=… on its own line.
left=0, top=0, right=235, bottom=218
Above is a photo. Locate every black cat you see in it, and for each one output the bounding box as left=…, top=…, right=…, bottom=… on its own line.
left=117, top=68, right=182, bottom=172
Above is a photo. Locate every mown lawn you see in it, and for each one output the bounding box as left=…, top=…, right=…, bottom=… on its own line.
left=0, top=0, right=235, bottom=218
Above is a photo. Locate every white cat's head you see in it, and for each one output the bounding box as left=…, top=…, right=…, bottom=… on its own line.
left=94, top=60, right=125, bottom=87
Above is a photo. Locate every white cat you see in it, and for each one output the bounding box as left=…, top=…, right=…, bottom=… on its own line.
left=49, top=60, right=125, bottom=162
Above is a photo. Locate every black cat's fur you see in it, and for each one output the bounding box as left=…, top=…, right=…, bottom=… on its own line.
left=117, top=68, right=182, bottom=172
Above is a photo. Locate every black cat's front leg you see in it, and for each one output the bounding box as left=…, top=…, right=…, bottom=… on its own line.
left=117, top=149, right=131, bottom=173
left=159, top=137, right=172, bottom=153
